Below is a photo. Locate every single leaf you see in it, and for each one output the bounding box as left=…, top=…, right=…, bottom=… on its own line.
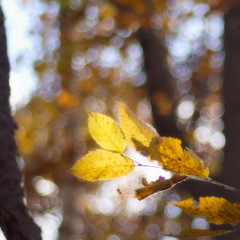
left=159, top=137, right=209, bottom=178
left=117, top=102, right=162, bottom=162
left=135, top=174, right=187, bottom=200
left=88, top=111, right=126, bottom=153
left=165, top=229, right=232, bottom=239
left=169, top=197, right=240, bottom=225
left=70, top=149, right=134, bottom=181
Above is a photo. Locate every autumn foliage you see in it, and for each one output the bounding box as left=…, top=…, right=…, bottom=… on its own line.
left=11, top=0, right=240, bottom=239
left=70, top=103, right=240, bottom=238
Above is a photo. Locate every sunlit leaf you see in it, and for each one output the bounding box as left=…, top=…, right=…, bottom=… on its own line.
left=70, top=149, right=134, bottom=181
left=118, top=103, right=209, bottom=178
left=135, top=174, right=187, bottom=200
left=165, top=229, right=232, bottom=238
left=117, top=102, right=162, bottom=162
left=159, top=137, right=209, bottom=178
left=88, top=111, right=126, bottom=153
left=169, top=197, right=240, bottom=225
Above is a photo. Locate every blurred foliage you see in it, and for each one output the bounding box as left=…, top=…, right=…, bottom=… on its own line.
left=13, top=0, right=239, bottom=239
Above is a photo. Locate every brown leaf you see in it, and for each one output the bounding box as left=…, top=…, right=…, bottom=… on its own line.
left=135, top=174, right=187, bottom=200
left=141, top=178, right=149, bottom=186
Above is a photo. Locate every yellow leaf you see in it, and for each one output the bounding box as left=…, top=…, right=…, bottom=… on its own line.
left=117, top=103, right=209, bottom=178
left=159, top=137, right=209, bottom=178
left=165, top=229, right=232, bottom=238
left=70, top=149, right=134, bottom=181
left=169, top=197, right=240, bottom=225
left=117, top=102, right=162, bottom=162
left=88, top=111, right=126, bottom=153
left=135, top=174, right=187, bottom=200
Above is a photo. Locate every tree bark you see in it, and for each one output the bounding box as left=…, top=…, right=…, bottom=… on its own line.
left=136, top=27, right=183, bottom=139
left=220, top=3, right=240, bottom=202
left=0, top=6, right=41, bottom=240
left=202, top=5, right=240, bottom=239
left=192, top=1, right=240, bottom=204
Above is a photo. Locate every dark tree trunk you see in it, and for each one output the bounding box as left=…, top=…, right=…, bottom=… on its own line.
left=205, top=5, right=240, bottom=239
left=0, top=6, right=41, bottom=240
left=136, top=27, right=183, bottom=139
left=137, top=1, right=240, bottom=213
left=189, top=1, right=240, bottom=204
left=136, top=26, right=209, bottom=196
left=220, top=3, right=240, bottom=201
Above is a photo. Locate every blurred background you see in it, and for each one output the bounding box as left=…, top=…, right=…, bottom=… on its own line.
left=2, top=0, right=240, bottom=239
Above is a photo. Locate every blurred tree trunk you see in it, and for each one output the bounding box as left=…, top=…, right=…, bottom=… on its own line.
left=136, top=26, right=212, bottom=199
left=0, top=6, right=41, bottom=240
left=138, top=5, right=240, bottom=206
left=139, top=4, right=240, bottom=239
left=136, top=27, right=182, bottom=139
left=201, top=5, right=240, bottom=239
left=220, top=3, right=240, bottom=202
left=185, top=3, right=240, bottom=202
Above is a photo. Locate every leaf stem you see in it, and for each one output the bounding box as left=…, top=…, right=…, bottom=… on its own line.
left=189, top=176, right=240, bottom=194
left=134, top=163, right=163, bottom=168
left=208, top=178, right=240, bottom=193
left=121, top=153, right=164, bottom=169
left=120, top=153, right=161, bottom=168
left=121, top=153, right=240, bottom=193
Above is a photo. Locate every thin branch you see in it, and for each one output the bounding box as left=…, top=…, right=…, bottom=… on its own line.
left=128, top=157, right=240, bottom=194
left=202, top=178, right=240, bottom=194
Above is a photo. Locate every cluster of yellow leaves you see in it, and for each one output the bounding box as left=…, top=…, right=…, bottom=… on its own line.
left=70, top=111, right=134, bottom=181
left=70, top=102, right=209, bottom=182
left=118, top=103, right=209, bottom=178
left=70, top=103, right=240, bottom=239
